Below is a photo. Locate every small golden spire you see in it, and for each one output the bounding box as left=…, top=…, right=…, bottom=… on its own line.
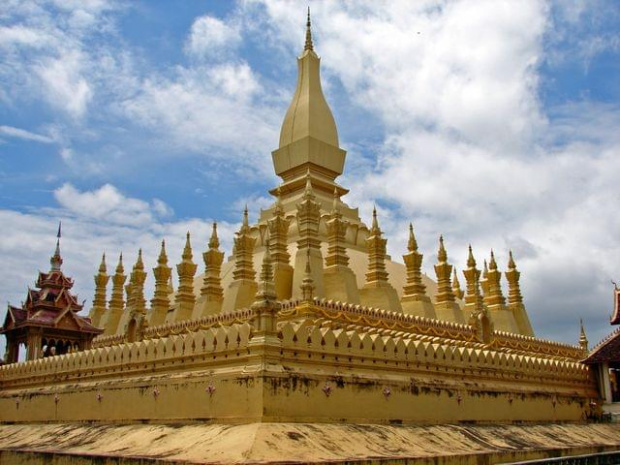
left=151, top=239, right=172, bottom=326
left=407, top=223, right=418, bottom=252
left=128, top=249, right=147, bottom=315
left=301, top=249, right=315, bottom=301
left=452, top=268, right=464, bottom=300
left=433, top=235, right=459, bottom=311
left=485, top=249, right=507, bottom=309
left=104, top=252, right=127, bottom=335
left=505, top=251, right=524, bottom=308
left=252, top=235, right=278, bottom=310
left=401, top=221, right=432, bottom=312
left=463, top=245, right=484, bottom=314
left=208, top=222, right=220, bottom=250
left=304, top=7, right=313, bottom=52
left=175, top=231, right=198, bottom=320
left=262, top=237, right=273, bottom=277
left=438, top=235, right=447, bottom=263
left=91, top=251, right=110, bottom=328
left=482, top=259, right=488, bottom=278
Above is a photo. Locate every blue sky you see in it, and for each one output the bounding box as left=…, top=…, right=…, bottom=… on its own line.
left=1, top=0, right=620, bottom=351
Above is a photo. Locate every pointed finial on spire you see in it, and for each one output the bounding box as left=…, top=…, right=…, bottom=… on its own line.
left=579, top=318, right=589, bottom=352
left=438, top=235, right=447, bottom=263
left=467, top=245, right=476, bottom=268
left=304, top=7, right=314, bottom=51
left=483, top=259, right=489, bottom=277
left=369, top=205, right=382, bottom=235
left=243, top=205, right=249, bottom=227
left=99, top=253, right=107, bottom=273
left=508, top=250, right=516, bottom=269
left=489, top=250, right=498, bottom=270
left=135, top=249, right=144, bottom=270
left=183, top=231, right=192, bottom=259
left=158, top=240, right=168, bottom=265
left=407, top=223, right=418, bottom=252
left=208, top=222, right=220, bottom=249
left=116, top=252, right=124, bottom=272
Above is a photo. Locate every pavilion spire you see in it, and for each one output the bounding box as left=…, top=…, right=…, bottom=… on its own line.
left=50, top=221, right=63, bottom=271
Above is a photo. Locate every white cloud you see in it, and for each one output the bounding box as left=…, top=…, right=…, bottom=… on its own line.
left=53, top=183, right=175, bottom=227
left=0, top=125, right=55, bottom=144
left=0, top=0, right=124, bottom=118
left=35, top=51, right=93, bottom=119
left=186, top=15, right=242, bottom=59
left=120, top=64, right=280, bottom=172
left=0, top=25, right=49, bottom=47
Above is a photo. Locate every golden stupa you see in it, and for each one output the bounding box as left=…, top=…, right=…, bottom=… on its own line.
left=1, top=12, right=619, bottom=465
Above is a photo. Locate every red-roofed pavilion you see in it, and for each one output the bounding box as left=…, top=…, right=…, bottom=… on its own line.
left=1, top=227, right=102, bottom=363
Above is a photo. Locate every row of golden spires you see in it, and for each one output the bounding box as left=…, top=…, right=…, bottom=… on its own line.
left=89, top=179, right=533, bottom=337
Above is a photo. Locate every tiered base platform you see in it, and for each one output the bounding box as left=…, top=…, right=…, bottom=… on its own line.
left=0, top=422, right=619, bottom=464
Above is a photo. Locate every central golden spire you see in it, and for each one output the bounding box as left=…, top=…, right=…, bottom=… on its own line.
left=272, top=9, right=346, bottom=198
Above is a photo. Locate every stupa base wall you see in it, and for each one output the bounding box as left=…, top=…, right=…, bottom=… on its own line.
left=0, top=422, right=619, bottom=464
left=0, top=315, right=598, bottom=425
left=0, top=364, right=597, bottom=424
